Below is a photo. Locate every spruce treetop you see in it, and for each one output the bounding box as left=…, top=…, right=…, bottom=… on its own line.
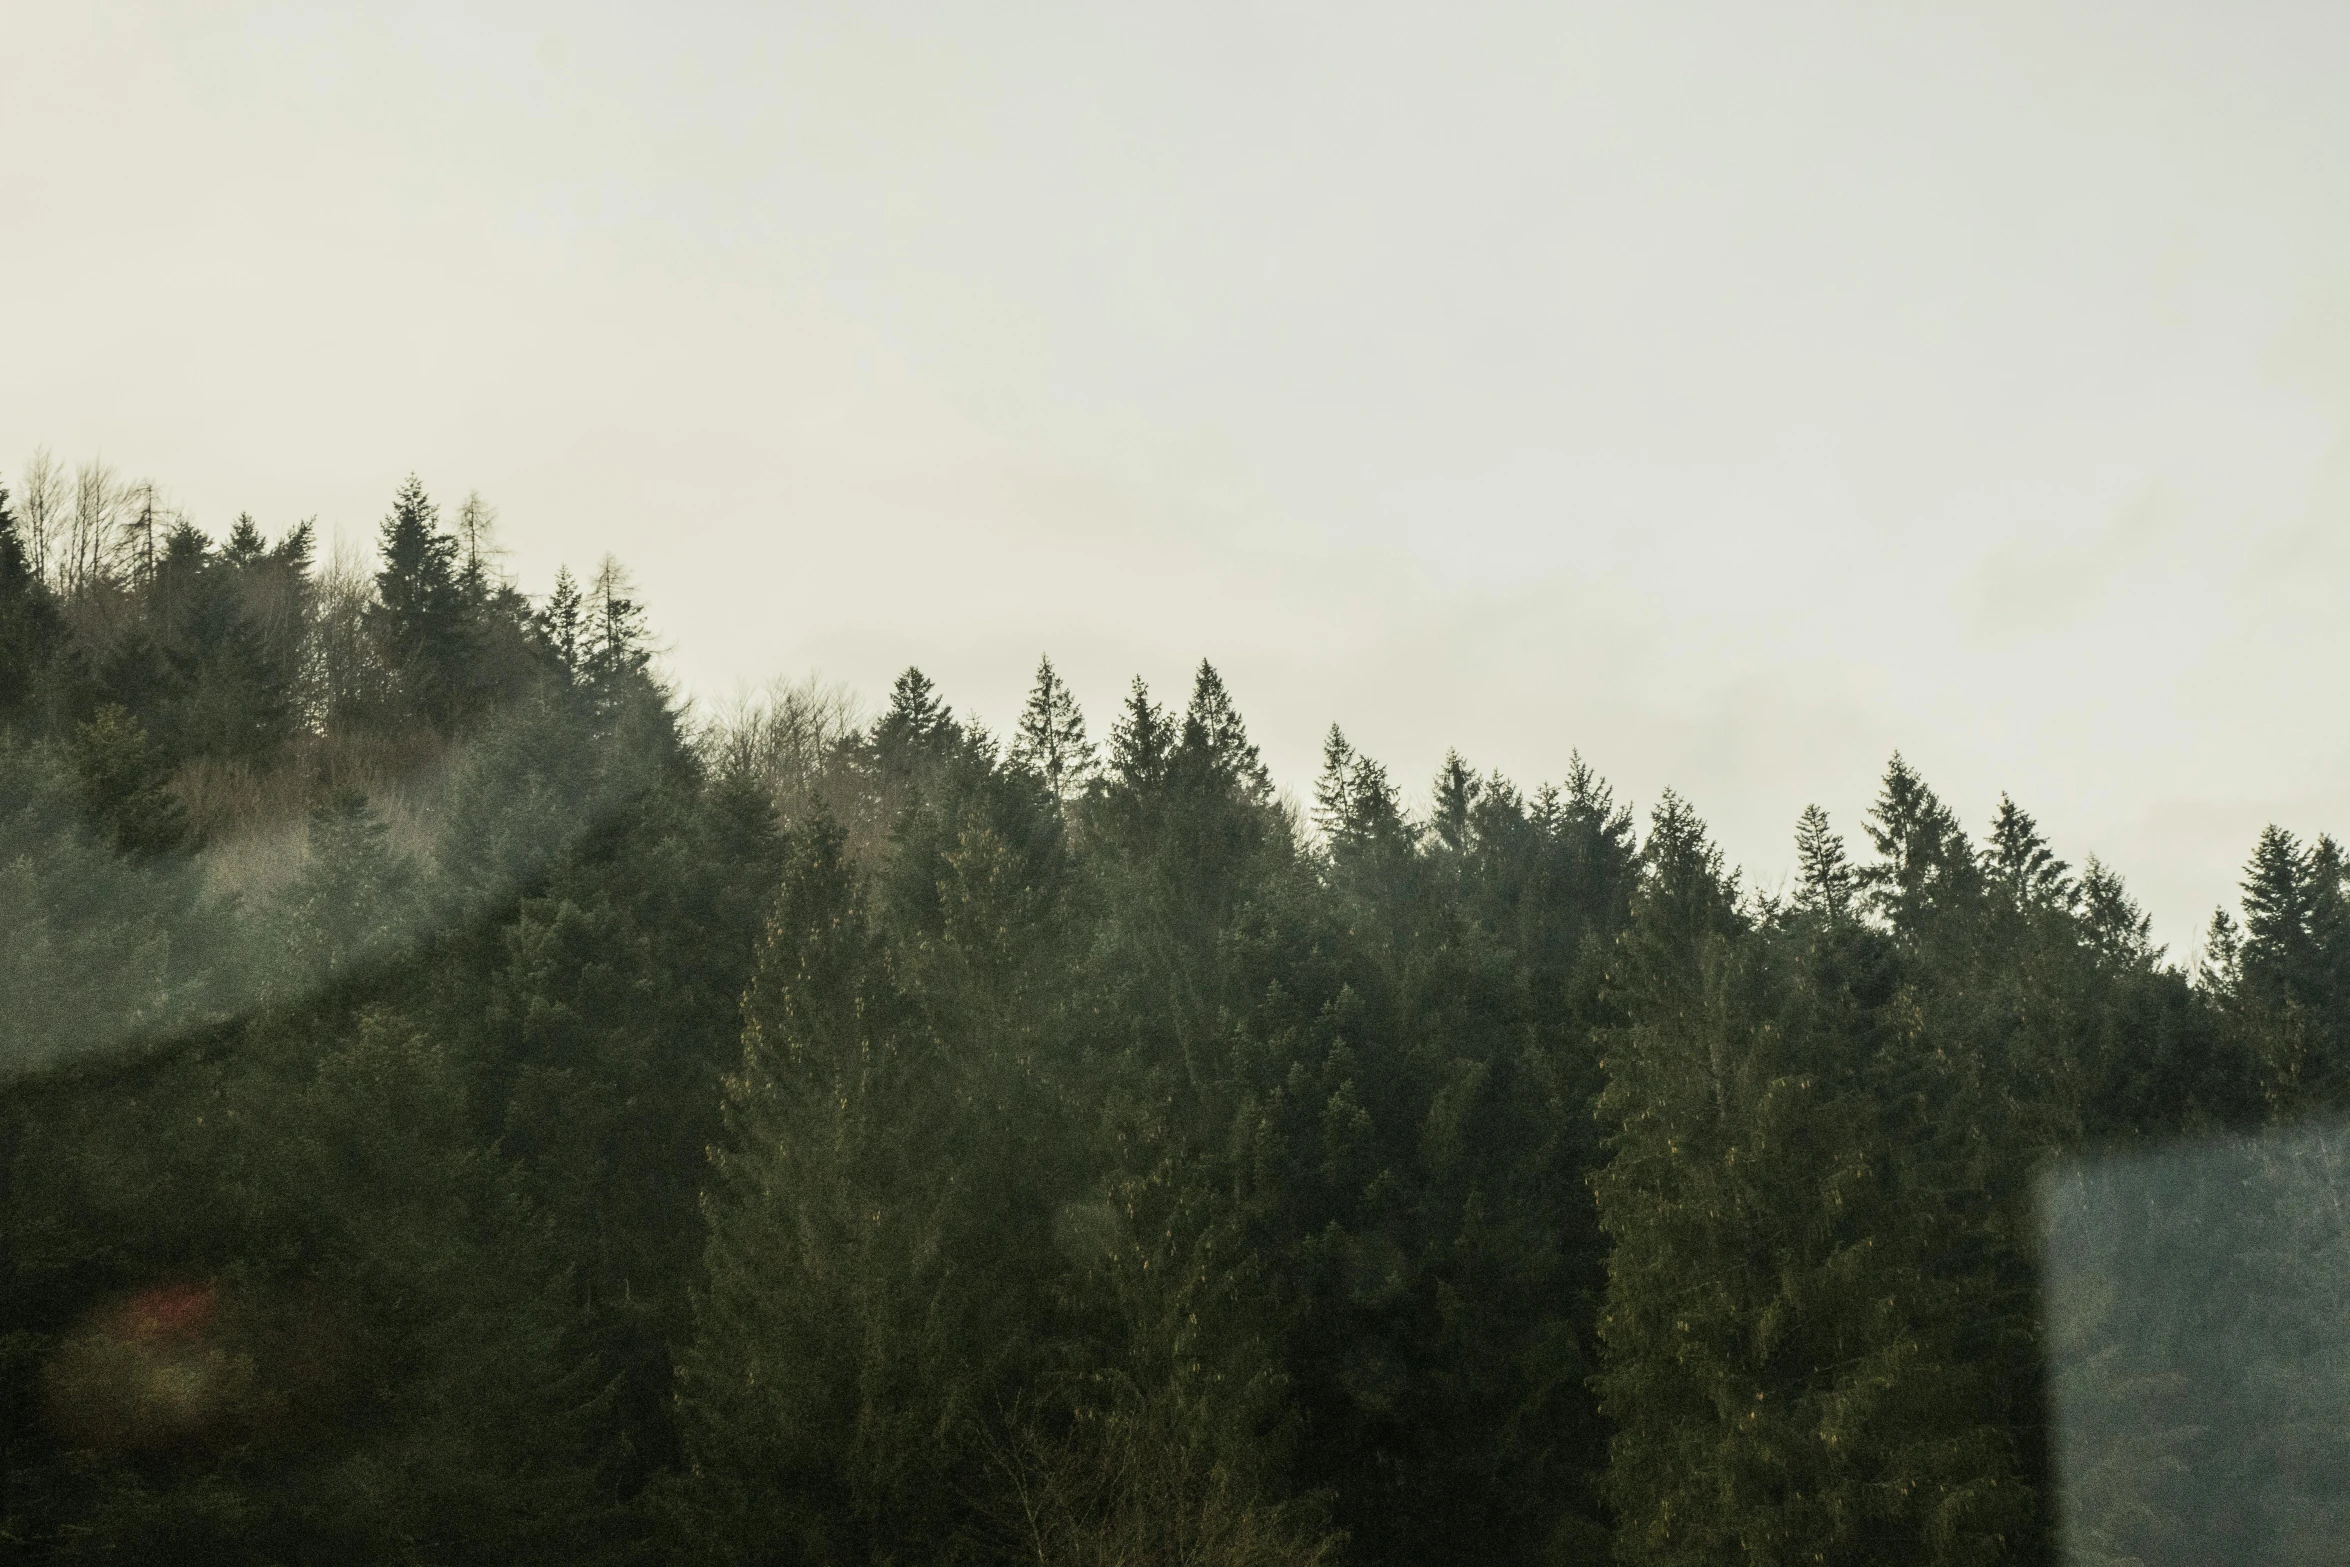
left=876, top=665, right=953, bottom=754
left=1011, top=654, right=1093, bottom=802
left=1794, top=803, right=1854, bottom=922
left=1177, top=660, right=1268, bottom=798
left=1109, top=677, right=1170, bottom=789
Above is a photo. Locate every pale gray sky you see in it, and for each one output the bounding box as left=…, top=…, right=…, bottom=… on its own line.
left=7, top=0, right=2348, bottom=952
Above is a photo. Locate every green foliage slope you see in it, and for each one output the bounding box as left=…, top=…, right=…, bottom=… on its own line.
left=0, top=465, right=2333, bottom=1565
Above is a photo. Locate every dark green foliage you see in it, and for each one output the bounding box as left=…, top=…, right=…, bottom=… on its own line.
left=1, top=469, right=757, bottom=1561
left=0, top=488, right=69, bottom=735
left=442, top=695, right=783, bottom=1496
left=5, top=456, right=2342, bottom=1565
left=674, top=822, right=965, bottom=1563
left=1593, top=770, right=2266, bottom=1567
left=1012, top=653, right=1094, bottom=804
left=0, top=736, right=210, bottom=1076
left=268, top=791, right=424, bottom=991
left=0, top=1011, right=616, bottom=1564
left=69, top=705, right=192, bottom=859
left=372, top=475, right=476, bottom=732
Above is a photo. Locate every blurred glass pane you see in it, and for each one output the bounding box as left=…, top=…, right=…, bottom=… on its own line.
left=2043, top=1127, right=2350, bottom=1566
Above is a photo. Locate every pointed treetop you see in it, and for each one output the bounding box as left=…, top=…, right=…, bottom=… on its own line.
left=1984, top=794, right=2070, bottom=907
left=1432, top=749, right=1478, bottom=852
left=1179, top=660, right=1268, bottom=796
left=1011, top=654, right=1094, bottom=803
left=376, top=474, right=458, bottom=619
left=1634, top=788, right=1739, bottom=937
left=2241, top=824, right=2313, bottom=952
left=269, top=519, right=316, bottom=575
left=0, top=484, right=32, bottom=592
left=0, top=481, right=70, bottom=731
left=1794, top=804, right=1854, bottom=922
left=2201, top=907, right=2244, bottom=993
left=1314, top=724, right=1405, bottom=855
left=224, top=514, right=268, bottom=566
left=1313, top=725, right=1358, bottom=841
left=1644, top=789, right=1721, bottom=882
left=2078, top=857, right=2155, bottom=965
left=1861, top=751, right=1977, bottom=927
left=876, top=665, right=951, bottom=753
left=160, top=519, right=210, bottom=571
left=1562, top=752, right=1611, bottom=820
left=383, top=473, right=437, bottom=540
left=585, top=555, right=652, bottom=684
left=538, top=565, right=584, bottom=671
left=1109, top=677, right=1170, bottom=789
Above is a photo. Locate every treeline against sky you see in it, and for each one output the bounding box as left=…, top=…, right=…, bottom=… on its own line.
left=2, top=462, right=2347, bottom=1564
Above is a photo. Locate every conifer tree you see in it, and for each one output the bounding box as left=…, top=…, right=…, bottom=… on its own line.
left=583, top=555, right=651, bottom=688
left=2221, top=826, right=2350, bottom=1113
left=537, top=565, right=585, bottom=674
left=144, top=521, right=300, bottom=764
left=270, top=791, right=421, bottom=989
left=1011, top=653, right=1093, bottom=804
left=1109, top=676, right=1172, bottom=790
left=1311, top=723, right=1358, bottom=841
left=371, top=475, right=475, bottom=731
left=222, top=512, right=267, bottom=566
left=881, top=665, right=948, bottom=741
left=1795, top=802, right=1856, bottom=921
left=1178, top=660, right=1270, bottom=800
left=68, top=704, right=191, bottom=858
left=676, top=821, right=1006, bottom=1563
left=1431, top=749, right=1477, bottom=853
left=0, top=485, right=68, bottom=734
left=1983, top=794, right=2069, bottom=910
left=1313, top=725, right=1411, bottom=883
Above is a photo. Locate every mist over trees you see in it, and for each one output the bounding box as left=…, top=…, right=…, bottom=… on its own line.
left=1, top=460, right=2344, bottom=1563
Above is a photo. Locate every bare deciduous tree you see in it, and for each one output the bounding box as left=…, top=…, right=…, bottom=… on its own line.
left=700, top=672, right=863, bottom=826
left=17, top=447, right=65, bottom=584
left=63, top=457, right=121, bottom=597
left=309, top=530, right=388, bottom=734
left=454, top=490, right=505, bottom=592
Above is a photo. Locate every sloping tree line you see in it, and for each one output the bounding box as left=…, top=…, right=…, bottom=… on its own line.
left=1, top=461, right=2344, bottom=1564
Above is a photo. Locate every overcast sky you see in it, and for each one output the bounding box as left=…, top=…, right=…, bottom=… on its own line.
left=6, top=0, right=2347, bottom=952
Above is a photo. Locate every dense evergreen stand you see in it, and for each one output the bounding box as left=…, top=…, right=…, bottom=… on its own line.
left=0, top=470, right=2338, bottom=1563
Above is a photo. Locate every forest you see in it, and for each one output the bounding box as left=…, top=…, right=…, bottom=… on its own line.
left=0, top=460, right=2344, bottom=1566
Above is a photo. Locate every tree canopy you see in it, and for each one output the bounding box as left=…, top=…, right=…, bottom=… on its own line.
left=0, top=460, right=2330, bottom=1564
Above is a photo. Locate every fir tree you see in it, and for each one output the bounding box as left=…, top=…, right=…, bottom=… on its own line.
left=1313, top=724, right=1409, bottom=870
left=0, top=485, right=68, bottom=734
left=537, top=565, right=585, bottom=674
left=68, top=704, right=191, bottom=858
left=371, top=474, right=475, bottom=731
left=1011, top=653, right=1094, bottom=804
left=1983, top=794, right=2069, bottom=910
left=1861, top=752, right=1980, bottom=935
left=1794, top=802, right=1855, bottom=921
left=1109, top=676, right=1172, bottom=790
left=1431, top=749, right=1477, bottom=853
left=222, top=511, right=268, bottom=566
left=583, top=555, right=651, bottom=688
left=875, top=664, right=951, bottom=751
left=1178, top=660, right=1270, bottom=800
left=1310, top=723, right=1358, bottom=843
left=674, top=820, right=998, bottom=1563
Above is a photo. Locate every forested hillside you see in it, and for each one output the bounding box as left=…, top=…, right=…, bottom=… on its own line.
left=1, top=463, right=2344, bottom=1564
